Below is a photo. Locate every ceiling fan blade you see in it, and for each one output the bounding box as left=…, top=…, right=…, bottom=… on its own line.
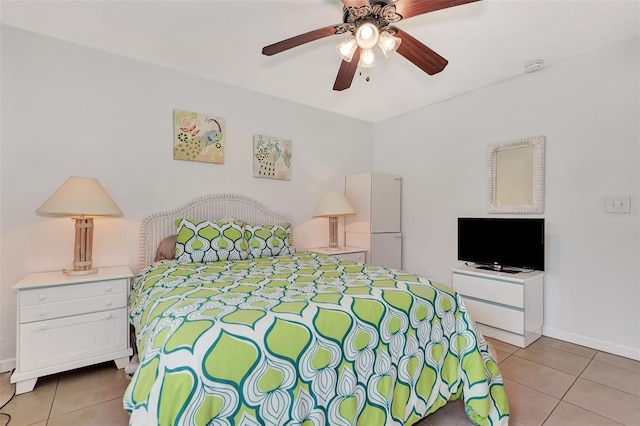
left=333, top=48, right=361, bottom=91
left=262, top=25, right=339, bottom=56
left=341, top=0, right=370, bottom=6
left=394, top=28, right=448, bottom=75
left=394, top=0, right=481, bottom=20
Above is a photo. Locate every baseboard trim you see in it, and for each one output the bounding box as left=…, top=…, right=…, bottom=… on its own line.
left=0, top=358, right=16, bottom=373
left=542, top=326, right=640, bottom=361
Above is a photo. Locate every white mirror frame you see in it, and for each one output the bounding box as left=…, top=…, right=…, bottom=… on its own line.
left=488, top=135, right=546, bottom=214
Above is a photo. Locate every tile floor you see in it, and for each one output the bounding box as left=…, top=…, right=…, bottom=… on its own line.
left=0, top=336, right=638, bottom=426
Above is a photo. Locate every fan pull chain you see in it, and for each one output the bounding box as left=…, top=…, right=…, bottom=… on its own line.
left=359, top=69, right=371, bottom=82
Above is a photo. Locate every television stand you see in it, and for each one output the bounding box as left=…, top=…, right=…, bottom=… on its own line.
left=452, top=265, right=544, bottom=348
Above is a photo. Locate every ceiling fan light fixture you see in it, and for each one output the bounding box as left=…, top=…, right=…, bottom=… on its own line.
left=378, top=31, right=402, bottom=57
left=355, top=21, right=379, bottom=50
left=336, top=36, right=358, bottom=62
left=358, top=48, right=376, bottom=68
left=263, top=0, right=479, bottom=91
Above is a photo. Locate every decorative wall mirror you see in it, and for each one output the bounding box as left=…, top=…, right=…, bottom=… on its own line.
left=488, top=135, right=545, bottom=213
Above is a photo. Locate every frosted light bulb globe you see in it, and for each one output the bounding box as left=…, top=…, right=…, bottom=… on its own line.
left=355, top=22, right=379, bottom=50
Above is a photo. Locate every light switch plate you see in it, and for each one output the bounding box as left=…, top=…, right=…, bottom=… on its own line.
left=605, top=195, right=630, bottom=213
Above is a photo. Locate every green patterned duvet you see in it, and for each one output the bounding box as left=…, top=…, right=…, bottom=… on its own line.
left=124, top=252, right=508, bottom=425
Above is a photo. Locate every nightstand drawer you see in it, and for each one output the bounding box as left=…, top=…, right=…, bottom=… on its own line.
left=306, top=247, right=368, bottom=263
left=18, top=308, right=129, bottom=373
left=462, top=297, right=524, bottom=335
left=453, top=273, right=523, bottom=308
left=20, top=293, right=127, bottom=323
left=336, top=251, right=366, bottom=262
left=19, top=278, right=128, bottom=307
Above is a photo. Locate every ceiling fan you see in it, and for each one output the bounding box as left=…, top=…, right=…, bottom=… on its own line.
left=262, top=0, right=481, bottom=91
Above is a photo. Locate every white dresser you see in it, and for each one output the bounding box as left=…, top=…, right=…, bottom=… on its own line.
left=452, top=265, right=544, bottom=348
left=11, top=265, right=133, bottom=394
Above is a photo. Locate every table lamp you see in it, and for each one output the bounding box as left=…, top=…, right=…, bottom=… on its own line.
left=36, top=176, right=123, bottom=275
left=314, top=190, right=355, bottom=250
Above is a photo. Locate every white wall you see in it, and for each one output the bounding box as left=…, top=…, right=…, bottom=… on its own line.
left=2, top=26, right=638, bottom=367
left=373, top=36, right=640, bottom=359
left=0, top=26, right=373, bottom=363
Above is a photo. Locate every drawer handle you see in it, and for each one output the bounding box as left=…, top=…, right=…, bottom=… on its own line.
left=38, top=294, right=47, bottom=301
left=105, top=300, right=113, bottom=306
left=39, top=325, right=47, bottom=331
left=106, top=313, right=113, bottom=319
left=105, top=286, right=113, bottom=292
left=39, top=310, right=47, bottom=317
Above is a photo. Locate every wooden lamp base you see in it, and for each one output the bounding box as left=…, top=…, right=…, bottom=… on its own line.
left=63, top=216, right=98, bottom=276
left=64, top=267, right=98, bottom=276
left=327, top=216, right=339, bottom=249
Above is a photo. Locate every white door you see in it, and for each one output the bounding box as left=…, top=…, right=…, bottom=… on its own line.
left=371, top=174, right=401, bottom=233
left=345, top=173, right=373, bottom=234
left=370, top=233, right=402, bottom=269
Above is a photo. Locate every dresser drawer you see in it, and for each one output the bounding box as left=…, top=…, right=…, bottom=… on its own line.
left=453, top=272, right=524, bottom=308
left=20, top=293, right=127, bottom=323
left=462, top=297, right=524, bottom=335
left=19, top=278, right=127, bottom=307
left=17, top=308, right=129, bottom=373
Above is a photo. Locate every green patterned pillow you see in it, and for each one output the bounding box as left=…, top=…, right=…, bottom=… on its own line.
left=175, top=219, right=249, bottom=263
left=245, top=223, right=295, bottom=259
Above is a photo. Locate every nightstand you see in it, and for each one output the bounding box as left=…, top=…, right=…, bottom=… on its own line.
left=306, top=246, right=367, bottom=263
left=10, top=265, right=133, bottom=394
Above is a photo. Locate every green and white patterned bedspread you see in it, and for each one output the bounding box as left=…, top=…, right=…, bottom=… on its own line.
left=124, top=251, right=508, bottom=425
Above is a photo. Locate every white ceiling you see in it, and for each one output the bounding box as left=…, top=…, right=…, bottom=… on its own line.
left=2, top=0, right=639, bottom=122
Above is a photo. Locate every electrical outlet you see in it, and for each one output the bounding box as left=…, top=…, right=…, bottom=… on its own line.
left=605, top=195, right=630, bottom=213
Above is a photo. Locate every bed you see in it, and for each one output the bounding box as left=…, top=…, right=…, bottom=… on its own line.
left=123, top=194, right=509, bottom=426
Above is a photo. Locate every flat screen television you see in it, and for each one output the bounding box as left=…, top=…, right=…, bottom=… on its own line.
left=458, top=218, right=545, bottom=272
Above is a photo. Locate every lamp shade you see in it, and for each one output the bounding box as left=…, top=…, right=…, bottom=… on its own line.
left=358, top=48, right=377, bottom=68
left=36, top=176, right=123, bottom=217
left=336, top=36, right=358, bottom=62
left=378, top=31, right=402, bottom=57
left=314, top=191, right=355, bottom=218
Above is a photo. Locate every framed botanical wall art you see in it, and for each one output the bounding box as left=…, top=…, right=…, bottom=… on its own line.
left=253, top=134, right=292, bottom=180
left=174, top=110, right=225, bottom=164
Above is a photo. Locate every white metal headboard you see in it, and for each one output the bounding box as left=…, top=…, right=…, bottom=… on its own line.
left=138, top=193, right=293, bottom=272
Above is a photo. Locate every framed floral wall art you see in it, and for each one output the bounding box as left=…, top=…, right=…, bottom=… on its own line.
left=253, top=134, right=292, bottom=180
left=174, top=110, right=225, bottom=164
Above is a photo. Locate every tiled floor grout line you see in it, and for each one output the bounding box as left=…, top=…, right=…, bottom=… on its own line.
left=509, top=351, right=591, bottom=377
left=577, top=375, right=640, bottom=399
left=592, top=356, right=640, bottom=373
left=538, top=358, right=588, bottom=426
left=539, top=397, right=562, bottom=426
left=534, top=340, right=599, bottom=360
left=48, top=376, right=59, bottom=421
left=499, top=349, right=571, bottom=426
left=500, top=346, right=556, bottom=424
left=500, top=359, right=585, bottom=402
left=503, top=374, right=564, bottom=401
left=514, top=350, right=636, bottom=426
left=517, top=343, right=596, bottom=360
left=557, top=362, right=585, bottom=401
left=551, top=400, right=626, bottom=426
left=46, top=396, right=125, bottom=424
